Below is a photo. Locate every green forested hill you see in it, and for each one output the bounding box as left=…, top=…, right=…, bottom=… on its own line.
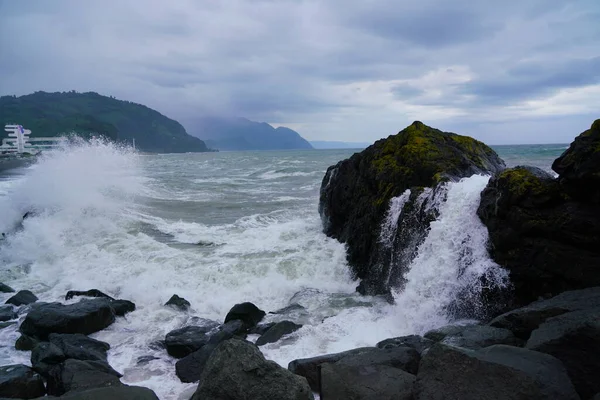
left=0, top=91, right=209, bottom=153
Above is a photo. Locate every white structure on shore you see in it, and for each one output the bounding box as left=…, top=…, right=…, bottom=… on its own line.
left=2, top=124, right=67, bottom=154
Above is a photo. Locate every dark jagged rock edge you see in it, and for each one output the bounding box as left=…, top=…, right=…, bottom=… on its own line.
left=319, top=121, right=505, bottom=297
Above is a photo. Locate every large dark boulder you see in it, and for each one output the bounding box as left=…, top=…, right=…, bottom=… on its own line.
left=415, top=344, right=579, bottom=400
left=15, top=334, right=39, bottom=351
left=191, top=339, right=312, bottom=400
left=320, top=363, right=415, bottom=400
left=490, top=287, right=600, bottom=339
left=224, top=302, right=266, bottom=329
left=0, top=364, right=45, bottom=399
left=164, top=320, right=220, bottom=358
left=255, top=321, right=302, bottom=346
left=5, top=290, right=38, bottom=306
left=65, top=290, right=113, bottom=301
left=552, top=119, right=600, bottom=204
left=0, top=305, right=17, bottom=322
left=109, top=300, right=135, bottom=316
left=319, top=121, right=505, bottom=295
left=19, top=299, right=116, bottom=340
left=478, top=122, right=600, bottom=310
left=526, top=308, right=600, bottom=399
left=48, top=385, right=159, bottom=400
left=46, top=359, right=122, bottom=396
left=288, top=347, right=375, bottom=391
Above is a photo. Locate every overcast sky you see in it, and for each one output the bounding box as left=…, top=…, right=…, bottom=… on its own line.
left=1, top=0, right=598, bottom=144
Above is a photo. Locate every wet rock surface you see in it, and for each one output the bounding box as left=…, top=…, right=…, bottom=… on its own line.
left=0, top=364, right=46, bottom=399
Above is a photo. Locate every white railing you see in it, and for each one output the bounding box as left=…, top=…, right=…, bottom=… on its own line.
left=2, top=125, right=67, bottom=154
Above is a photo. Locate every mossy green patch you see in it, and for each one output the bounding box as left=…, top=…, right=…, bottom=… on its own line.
left=500, top=168, right=553, bottom=198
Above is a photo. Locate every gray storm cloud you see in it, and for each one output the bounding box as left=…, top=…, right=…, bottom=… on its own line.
left=0, top=0, right=598, bottom=143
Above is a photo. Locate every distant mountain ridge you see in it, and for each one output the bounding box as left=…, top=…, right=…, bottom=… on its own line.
left=0, top=91, right=210, bottom=153
left=187, top=117, right=313, bottom=151
left=310, top=140, right=371, bottom=149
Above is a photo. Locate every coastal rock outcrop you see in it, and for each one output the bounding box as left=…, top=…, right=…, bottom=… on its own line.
left=478, top=120, right=600, bottom=309
left=319, top=121, right=505, bottom=295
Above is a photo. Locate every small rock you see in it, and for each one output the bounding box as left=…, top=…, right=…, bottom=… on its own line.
left=5, top=290, right=38, bottom=306
left=0, top=282, right=15, bottom=293
left=19, top=299, right=116, bottom=340
left=0, top=364, right=46, bottom=399
left=414, top=344, right=579, bottom=400
left=47, top=359, right=122, bottom=396
left=165, top=294, right=191, bottom=311
left=376, top=335, right=434, bottom=354
left=175, top=343, right=218, bottom=383
left=15, top=334, right=39, bottom=351
left=110, top=299, right=136, bottom=316
left=0, top=305, right=18, bottom=322
left=165, top=322, right=219, bottom=358
left=53, top=385, right=159, bottom=400
left=288, top=347, right=375, bottom=391
left=256, top=320, right=302, bottom=346
left=224, top=302, right=266, bottom=329
left=65, top=289, right=114, bottom=301
left=320, top=363, right=415, bottom=400
left=526, top=308, right=600, bottom=399
left=191, top=339, right=312, bottom=400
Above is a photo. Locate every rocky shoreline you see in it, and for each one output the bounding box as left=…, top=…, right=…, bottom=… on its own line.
left=1, top=119, right=599, bottom=399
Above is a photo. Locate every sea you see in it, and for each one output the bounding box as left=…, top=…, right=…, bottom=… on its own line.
left=0, top=141, right=568, bottom=399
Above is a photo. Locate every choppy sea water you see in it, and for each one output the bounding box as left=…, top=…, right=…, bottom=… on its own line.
left=0, top=142, right=567, bottom=399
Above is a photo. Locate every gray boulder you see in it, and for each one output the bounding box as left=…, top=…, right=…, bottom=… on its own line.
left=48, top=333, right=110, bottom=363
left=19, top=299, right=116, bottom=340
left=224, top=302, right=266, bottom=330
left=47, top=359, right=122, bottom=396
left=415, top=344, right=579, bottom=400
left=526, top=308, right=600, bottom=399
left=320, top=363, right=415, bottom=400
left=377, top=334, right=434, bottom=354
left=0, top=305, right=17, bottom=322
left=110, top=300, right=135, bottom=316
left=256, top=321, right=302, bottom=346
left=191, top=339, right=312, bottom=400
left=288, top=347, right=374, bottom=391
left=490, top=287, right=600, bottom=339
left=0, top=364, right=45, bottom=399
left=5, top=290, right=38, bottom=306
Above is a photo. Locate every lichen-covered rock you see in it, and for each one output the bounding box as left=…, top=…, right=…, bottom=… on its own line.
left=320, top=121, right=505, bottom=294
left=552, top=119, right=600, bottom=204
left=478, top=164, right=600, bottom=309
left=191, top=339, right=312, bottom=400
